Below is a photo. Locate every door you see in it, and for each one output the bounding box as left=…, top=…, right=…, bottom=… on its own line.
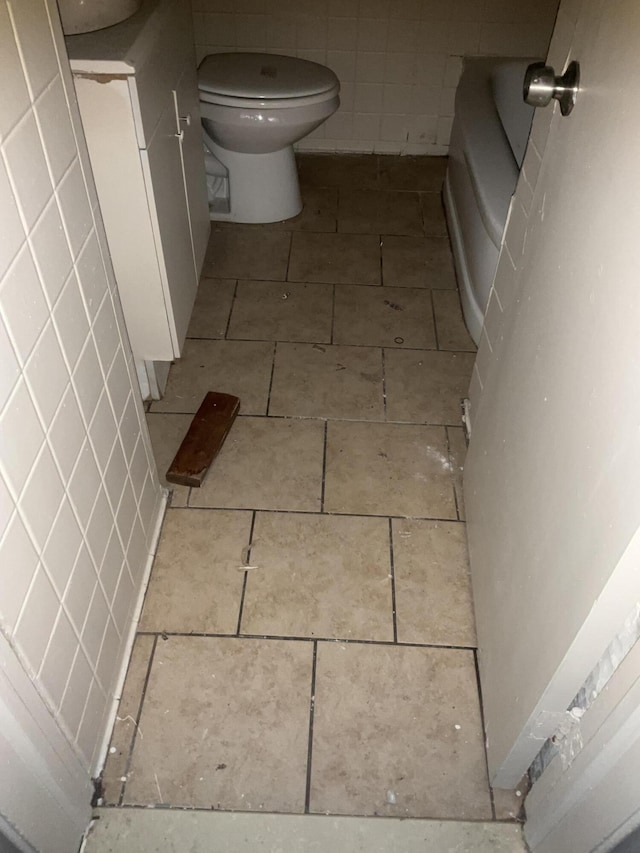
left=141, top=94, right=199, bottom=357
left=465, top=0, right=640, bottom=787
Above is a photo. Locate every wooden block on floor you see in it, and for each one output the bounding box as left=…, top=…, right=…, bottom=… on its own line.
left=166, top=392, right=240, bottom=488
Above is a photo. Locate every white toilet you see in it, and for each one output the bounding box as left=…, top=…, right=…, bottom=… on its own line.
left=197, top=52, right=340, bottom=224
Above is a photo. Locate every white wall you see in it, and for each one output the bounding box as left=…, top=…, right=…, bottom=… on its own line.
left=0, top=0, right=164, bottom=789
left=192, top=0, right=560, bottom=155
left=467, top=0, right=575, bottom=414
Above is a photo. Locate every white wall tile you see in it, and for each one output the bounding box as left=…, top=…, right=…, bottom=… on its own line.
left=29, top=196, right=73, bottom=305
left=19, top=443, right=65, bottom=550
left=0, top=379, right=45, bottom=496
left=2, top=112, right=52, bottom=229
left=25, top=321, right=68, bottom=424
left=42, top=496, right=82, bottom=596
left=7, top=0, right=59, bottom=98
left=0, top=314, right=20, bottom=408
left=53, top=271, right=90, bottom=371
left=39, top=608, right=78, bottom=710
left=60, top=648, right=94, bottom=737
left=56, top=160, right=93, bottom=257
left=193, top=0, right=558, bottom=153
left=0, top=244, right=50, bottom=363
left=0, top=3, right=31, bottom=140
left=63, top=543, right=97, bottom=636
left=48, top=384, right=85, bottom=480
left=14, top=567, right=60, bottom=673
left=34, top=76, right=77, bottom=184
left=0, top=156, right=25, bottom=279
left=0, top=512, right=40, bottom=631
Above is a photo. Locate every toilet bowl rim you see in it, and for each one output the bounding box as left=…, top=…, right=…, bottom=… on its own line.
left=198, top=83, right=340, bottom=111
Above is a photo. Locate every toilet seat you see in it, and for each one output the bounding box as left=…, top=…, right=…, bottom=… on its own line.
left=198, top=84, right=340, bottom=111
left=198, top=52, right=338, bottom=100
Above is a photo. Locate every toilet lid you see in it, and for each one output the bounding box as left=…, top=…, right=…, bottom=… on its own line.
left=198, top=52, right=338, bottom=100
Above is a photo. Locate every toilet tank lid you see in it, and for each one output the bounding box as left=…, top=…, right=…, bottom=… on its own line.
left=198, top=52, right=339, bottom=99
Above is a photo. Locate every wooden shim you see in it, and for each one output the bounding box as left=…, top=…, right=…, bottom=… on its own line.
left=165, top=391, right=240, bottom=488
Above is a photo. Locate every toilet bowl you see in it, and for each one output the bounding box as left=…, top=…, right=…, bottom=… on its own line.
left=198, top=52, right=340, bottom=223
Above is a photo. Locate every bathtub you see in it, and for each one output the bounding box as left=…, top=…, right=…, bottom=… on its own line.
left=444, top=57, right=538, bottom=345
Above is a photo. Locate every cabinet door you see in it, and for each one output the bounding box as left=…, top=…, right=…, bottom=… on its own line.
left=140, top=95, right=198, bottom=356
left=174, top=65, right=210, bottom=275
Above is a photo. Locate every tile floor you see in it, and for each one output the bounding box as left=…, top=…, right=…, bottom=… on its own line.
left=99, top=155, right=523, bottom=826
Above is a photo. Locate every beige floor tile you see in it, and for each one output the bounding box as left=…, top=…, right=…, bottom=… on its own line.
left=421, top=192, right=448, bottom=236
left=309, top=642, right=492, bottom=818
left=324, top=421, right=457, bottom=518
left=277, top=186, right=337, bottom=232
left=269, top=343, right=384, bottom=420
left=493, top=775, right=529, bottom=821
left=447, top=425, right=467, bottom=521
left=139, top=509, right=251, bottom=634
left=102, top=635, right=154, bottom=804
left=145, top=413, right=191, bottom=506
left=393, top=519, right=476, bottom=646
left=433, top=289, right=477, bottom=351
left=149, top=339, right=274, bottom=414
left=86, top=808, right=528, bottom=852
left=338, top=189, right=423, bottom=236
left=186, top=278, right=235, bottom=339
left=333, top=285, right=435, bottom=349
left=123, top=636, right=312, bottom=811
left=378, top=155, right=447, bottom=192
left=297, top=153, right=379, bottom=189
left=242, top=513, right=393, bottom=641
left=202, top=228, right=291, bottom=280
left=288, top=232, right=381, bottom=285
left=227, top=280, right=333, bottom=343
left=384, top=350, right=475, bottom=426
left=382, top=235, right=456, bottom=289
left=189, top=416, right=324, bottom=512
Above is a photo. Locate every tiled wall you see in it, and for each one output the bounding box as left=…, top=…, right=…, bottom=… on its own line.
left=0, top=0, right=164, bottom=776
left=192, top=0, right=560, bottom=155
left=467, top=0, right=576, bottom=421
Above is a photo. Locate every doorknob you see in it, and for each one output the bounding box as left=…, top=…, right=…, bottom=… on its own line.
left=523, top=60, right=580, bottom=116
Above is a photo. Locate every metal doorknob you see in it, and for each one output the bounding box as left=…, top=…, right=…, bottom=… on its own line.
left=523, top=60, right=580, bottom=116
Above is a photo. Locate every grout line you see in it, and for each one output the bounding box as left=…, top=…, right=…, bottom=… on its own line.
left=223, top=279, right=239, bottom=339
left=265, top=341, right=278, bottom=417
left=176, top=505, right=463, bottom=524
left=320, top=420, right=328, bottom=513
left=430, top=288, right=440, bottom=350
left=105, top=800, right=513, bottom=823
left=159, top=411, right=468, bottom=428
left=473, top=648, right=497, bottom=821
left=170, top=339, right=471, bottom=355
left=388, top=518, right=398, bottom=644
left=381, top=347, right=387, bottom=419
left=304, top=640, right=318, bottom=814
left=137, top=631, right=477, bottom=652
left=236, top=510, right=257, bottom=635
left=445, top=426, right=461, bottom=521
left=189, top=272, right=458, bottom=294
left=285, top=229, right=294, bottom=281
left=330, top=284, right=336, bottom=344
left=118, top=634, right=158, bottom=807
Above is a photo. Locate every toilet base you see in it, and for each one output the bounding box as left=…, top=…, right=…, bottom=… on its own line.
left=206, top=140, right=302, bottom=224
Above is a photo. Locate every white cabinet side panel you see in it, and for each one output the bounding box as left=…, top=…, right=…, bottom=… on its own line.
left=73, top=76, right=174, bottom=360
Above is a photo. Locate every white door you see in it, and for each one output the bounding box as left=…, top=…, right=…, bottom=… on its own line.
left=465, top=0, right=640, bottom=787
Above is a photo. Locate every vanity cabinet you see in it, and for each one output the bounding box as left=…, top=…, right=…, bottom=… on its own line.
left=66, top=0, right=209, bottom=365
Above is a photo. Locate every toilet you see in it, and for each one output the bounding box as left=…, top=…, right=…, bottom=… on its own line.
left=197, top=52, right=340, bottom=224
